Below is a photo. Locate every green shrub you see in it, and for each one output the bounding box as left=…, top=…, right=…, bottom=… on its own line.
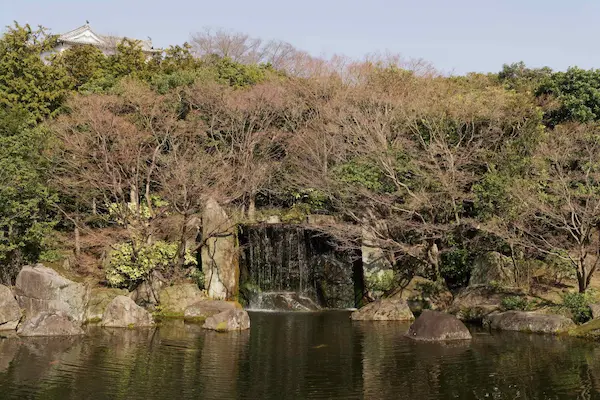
left=501, top=296, right=529, bottom=311
left=106, top=240, right=196, bottom=288
left=562, top=292, right=592, bottom=324
left=440, top=248, right=471, bottom=289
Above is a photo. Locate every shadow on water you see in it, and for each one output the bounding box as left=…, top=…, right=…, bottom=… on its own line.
left=2, top=312, right=600, bottom=399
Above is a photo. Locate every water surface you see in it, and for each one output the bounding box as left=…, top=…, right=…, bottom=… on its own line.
left=1, top=311, right=600, bottom=399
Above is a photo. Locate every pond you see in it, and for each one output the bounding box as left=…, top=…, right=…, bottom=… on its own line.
left=1, top=311, right=600, bottom=399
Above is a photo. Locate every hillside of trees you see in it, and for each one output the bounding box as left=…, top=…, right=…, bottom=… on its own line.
left=3, top=22, right=600, bottom=298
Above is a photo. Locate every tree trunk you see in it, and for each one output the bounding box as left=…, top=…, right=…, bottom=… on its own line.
left=248, top=194, right=256, bottom=222
left=74, top=217, right=81, bottom=258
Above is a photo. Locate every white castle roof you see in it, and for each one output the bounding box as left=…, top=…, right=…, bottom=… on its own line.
left=58, top=24, right=160, bottom=53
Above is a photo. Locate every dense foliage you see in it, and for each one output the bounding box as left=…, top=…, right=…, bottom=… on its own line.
left=2, top=21, right=600, bottom=296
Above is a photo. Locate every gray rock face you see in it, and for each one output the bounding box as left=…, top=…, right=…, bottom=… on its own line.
left=101, top=296, right=154, bottom=328
left=351, top=299, right=414, bottom=321
left=17, top=312, right=84, bottom=337
left=184, top=300, right=237, bottom=320
left=203, top=309, right=250, bottom=331
left=250, top=292, right=320, bottom=311
left=201, top=198, right=239, bottom=300
left=483, top=311, right=575, bottom=334
left=14, top=264, right=89, bottom=323
left=86, top=287, right=128, bottom=322
left=0, top=285, right=20, bottom=330
left=407, top=310, right=472, bottom=341
left=469, top=252, right=515, bottom=287
left=159, top=283, right=206, bottom=315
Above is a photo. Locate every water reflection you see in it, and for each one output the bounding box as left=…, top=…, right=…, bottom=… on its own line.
left=1, top=312, right=600, bottom=399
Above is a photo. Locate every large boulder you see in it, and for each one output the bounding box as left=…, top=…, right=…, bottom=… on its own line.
left=469, top=252, right=515, bottom=287
left=449, top=285, right=527, bottom=322
left=201, top=198, right=239, bottom=300
left=483, top=311, right=574, bottom=334
left=570, top=319, right=600, bottom=339
left=159, top=283, right=206, bottom=316
left=351, top=298, right=414, bottom=321
left=406, top=310, right=472, bottom=341
left=101, top=296, right=154, bottom=328
left=184, top=300, right=238, bottom=321
left=14, top=264, right=89, bottom=322
left=86, top=287, right=128, bottom=323
left=17, top=312, right=84, bottom=337
left=203, top=309, right=250, bottom=332
left=0, top=285, right=20, bottom=330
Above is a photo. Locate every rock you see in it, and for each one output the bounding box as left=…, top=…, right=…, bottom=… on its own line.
left=392, top=277, right=453, bottom=313
left=589, top=303, right=600, bottom=320
left=14, top=264, right=89, bottom=322
left=250, top=292, right=320, bottom=311
left=201, top=198, right=239, bottom=300
left=184, top=300, right=237, bottom=320
left=469, top=252, right=515, bottom=287
left=406, top=310, right=472, bottom=341
left=265, top=215, right=281, bottom=224
left=351, top=298, right=414, bottom=321
left=129, top=270, right=166, bottom=309
left=0, top=285, right=20, bottom=330
left=203, top=309, right=250, bottom=332
left=159, top=283, right=206, bottom=316
left=86, top=287, right=128, bottom=323
left=449, top=285, right=526, bottom=322
left=483, top=311, right=575, bottom=334
left=362, top=225, right=394, bottom=300
left=17, top=312, right=84, bottom=337
left=570, top=319, right=600, bottom=339
left=101, top=296, right=154, bottom=328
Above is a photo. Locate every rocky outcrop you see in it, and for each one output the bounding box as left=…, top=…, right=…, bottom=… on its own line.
left=449, top=285, right=526, bottom=322
left=589, top=303, right=600, bottom=320
left=17, top=312, right=84, bottom=337
left=159, top=283, right=206, bottom=316
left=351, top=298, right=414, bottom=321
left=203, top=309, right=250, bottom=332
left=14, top=264, right=89, bottom=323
left=483, top=311, right=574, bottom=334
left=184, top=300, right=237, bottom=320
left=201, top=198, right=239, bottom=300
left=86, top=287, right=128, bottom=323
left=406, top=310, right=472, bottom=341
left=0, top=285, right=20, bottom=330
left=469, top=252, right=515, bottom=287
left=101, top=296, right=154, bottom=328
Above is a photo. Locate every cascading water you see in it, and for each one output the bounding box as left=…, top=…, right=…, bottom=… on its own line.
left=238, top=224, right=363, bottom=310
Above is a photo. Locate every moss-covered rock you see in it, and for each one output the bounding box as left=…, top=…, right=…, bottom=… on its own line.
left=203, top=309, right=250, bottom=332
left=158, top=283, right=206, bottom=316
left=86, top=287, right=128, bottom=323
left=569, top=319, right=600, bottom=339
left=483, top=311, right=574, bottom=334
left=351, top=298, right=414, bottom=321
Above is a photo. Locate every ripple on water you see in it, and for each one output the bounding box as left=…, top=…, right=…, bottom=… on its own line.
left=1, top=312, right=600, bottom=399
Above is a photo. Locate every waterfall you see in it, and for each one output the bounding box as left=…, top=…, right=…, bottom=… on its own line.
left=239, top=224, right=363, bottom=310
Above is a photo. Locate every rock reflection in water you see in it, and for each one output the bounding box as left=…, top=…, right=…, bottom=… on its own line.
left=1, top=313, right=600, bottom=399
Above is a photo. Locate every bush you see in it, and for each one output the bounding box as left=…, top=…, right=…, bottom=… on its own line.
left=106, top=240, right=197, bottom=288
left=440, top=248, right=471, bottom=289
left=562, top=292, right=592, bottom=324
left=501, top=296, right=529, bottom=311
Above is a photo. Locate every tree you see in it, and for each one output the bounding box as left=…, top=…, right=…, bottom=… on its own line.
left=0, top=22, right=70, bottom=121
left=510, top=123, right=600, bottom=292
left=52, top=44, right=106, bottom=89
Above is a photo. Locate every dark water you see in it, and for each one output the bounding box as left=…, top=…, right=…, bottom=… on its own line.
left=1, top=311, right=600, bottom=399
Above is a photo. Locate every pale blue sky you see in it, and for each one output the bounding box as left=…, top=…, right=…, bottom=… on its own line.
left=1, top=0, right=597, bottom=74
